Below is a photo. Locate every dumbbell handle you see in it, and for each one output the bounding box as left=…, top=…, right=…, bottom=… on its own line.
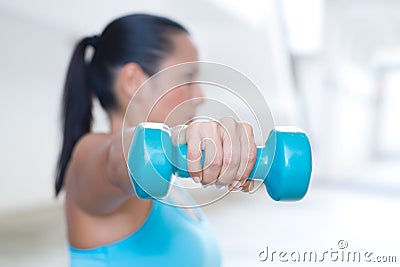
left=167, top=128, right=312, bottom=200
left=171, top=145, right=270, bottom=180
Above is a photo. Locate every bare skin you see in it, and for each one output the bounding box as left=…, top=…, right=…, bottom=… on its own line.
left=65, top=33, right=256, bottom=249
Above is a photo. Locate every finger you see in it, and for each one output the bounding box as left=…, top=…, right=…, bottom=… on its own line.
left=217, top=126, right=241, bottom=187
left=236, top=123, right=257, bottom=186
left=186, top=127, right=203, bottom=183
left=202, top=131, right=223, bottom=185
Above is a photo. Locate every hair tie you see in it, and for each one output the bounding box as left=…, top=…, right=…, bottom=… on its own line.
left=88, top=35, right=98, bottom=48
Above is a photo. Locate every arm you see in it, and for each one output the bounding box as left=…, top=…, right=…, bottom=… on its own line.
left=65, top=128, right=137, bottom=216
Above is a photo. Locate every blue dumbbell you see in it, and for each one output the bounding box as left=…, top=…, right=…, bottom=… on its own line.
left=127, top=122, right=312, bottom=201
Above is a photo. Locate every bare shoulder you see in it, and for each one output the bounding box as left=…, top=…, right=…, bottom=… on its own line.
left=73, top=132, right=112, bottom=159
left=64, top=133, right=153, bottom=248
left=65, top=131, right=130, bottom=215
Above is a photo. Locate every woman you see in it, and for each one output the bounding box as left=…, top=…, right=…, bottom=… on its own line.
left=56, top=14, right=257, bottom=267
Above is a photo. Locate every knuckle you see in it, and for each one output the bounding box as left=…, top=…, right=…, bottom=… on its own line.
left=220, top=116, right=237, bottom=128
left=187, top=148, right=201, bottom=160
left=210, top=159, right=222, bottom=169
left=194, top=120, right=220, bottom=136
left=210, top=121, right=220, bottom=135
left=242, top=121, right=253, bottom=130
left=187, top=121, right=205, bottom=133
left=241, top=122, right=254, bottom=135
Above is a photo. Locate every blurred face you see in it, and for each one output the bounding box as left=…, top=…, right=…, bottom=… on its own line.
left=145, top=33, right=204, bottom=126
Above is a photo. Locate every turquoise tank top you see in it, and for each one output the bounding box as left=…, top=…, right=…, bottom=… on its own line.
left=68, top=186, right=222, bottom=267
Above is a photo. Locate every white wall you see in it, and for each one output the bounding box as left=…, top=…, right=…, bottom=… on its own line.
left=0, top=11, right=72, bottom=212
left=294, top=0, right=400, bottom=180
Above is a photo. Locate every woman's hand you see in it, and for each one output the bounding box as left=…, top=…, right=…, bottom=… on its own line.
left=171, top=117, right=257, bottom=192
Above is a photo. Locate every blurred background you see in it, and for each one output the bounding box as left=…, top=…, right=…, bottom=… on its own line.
left=0, top=0, right=399, bottom=266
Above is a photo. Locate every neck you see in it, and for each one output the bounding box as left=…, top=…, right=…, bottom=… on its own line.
left=109, top=112, right=124, bottom=134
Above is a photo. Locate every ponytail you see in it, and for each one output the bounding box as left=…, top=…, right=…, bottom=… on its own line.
left=55, top=36, right=97, bottom=196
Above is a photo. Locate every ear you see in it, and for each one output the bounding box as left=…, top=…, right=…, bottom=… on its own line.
left=119, top=62, right=147, bottom=99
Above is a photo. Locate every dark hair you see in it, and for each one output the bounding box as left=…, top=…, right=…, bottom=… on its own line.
left=55, top=14, right=188, bottom=196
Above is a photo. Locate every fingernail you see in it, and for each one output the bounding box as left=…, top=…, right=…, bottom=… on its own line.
left=234, top=186, right=243, bottom=192
left=215, top=184, right=226, bottom=189
left=193, top=176, right=201, bottom=183
left=228, top=186, right=240, bottom=192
